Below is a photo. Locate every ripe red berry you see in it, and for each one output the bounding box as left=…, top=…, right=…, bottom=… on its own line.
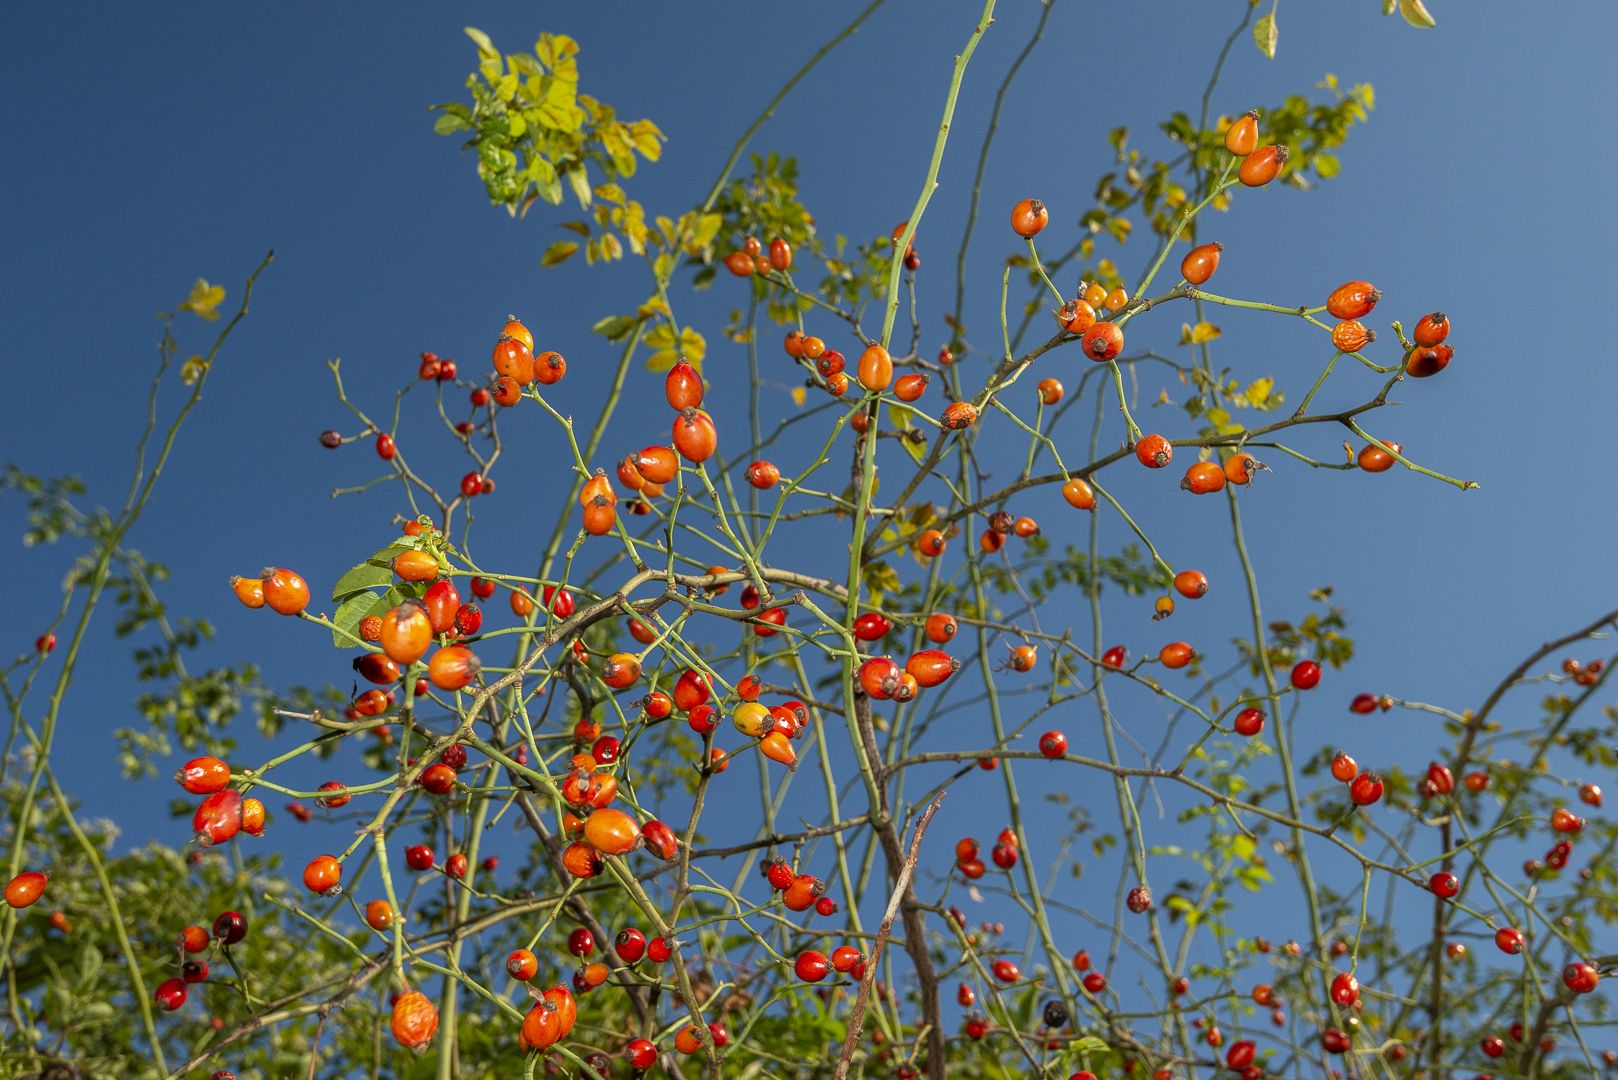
left=1225, top=111, right=1260, bottom=156
left=1428, top=871, right=1459, bottom=898
left=1134, top=434, right=1172, bottom=469
left=615, top=927, right=647, bottom=963
left=303, top=854, right=342, bottom=895
left=176, top=756, right=231, bottom=796
left=1425, top=762, right=1455, bottom=796
left=1552, top=807, right=1586, bottom=834
left=1180, top=242, right=1222, bottom=286
left=155, top=977, right=188, bottom=1011
left=1330, top=751, right=1358, bottom=783
left=1349, top=772, right=1383, bottom=806
left=747, top=460, right=780, bottom=489
left=1173, top=570, right=1208, bottom=600
left=1039, top=731, right=1067, bottom=758
left=1226, top=1040, right=1256, bottom=1070
left=1412, top=311, right=1450, bottom=347
left=1239, top=145, right=1287, bottom=187
left=1159, top=641, right=1193, bottom=670
left=794, top=950, right=830, bottom=983
left=1290, top=660, right=1322, bottom=690
left=4, top=871, right=48, bottom=909
left=568, top=927, right=595, bottom=957
left=1081, top=321, right=1124, bottom=362
left=1233, top=708, right=1264, bottom=737
left=1494, top=926, right=1524, bottom=955
left=1563, top=960, right=1600, bottom=994
left=626, top=1038, right=657, bottom=1070
left=212, top=910, right=248, bottom=945
left=419, top=762, right=457, bottom=795
left=193, top=789, right=244, bottom=847
left=1009, top=198, right=1049, bottom=238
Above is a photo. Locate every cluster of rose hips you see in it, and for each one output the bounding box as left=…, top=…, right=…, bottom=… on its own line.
left=176, top=755, right=267, bottom=847
left=781, top=327, right=976, bottom=435
left=1327, top=749, right=1384, bottom=808
left=504, top=926, right=685, bottom=1070
left=952, top=827, right=1018, bottom=881
left=158, top=101, right=1529, bottom=1078
left=723, top=233, right=793, bottom=279
left=321, top=316, right=565, bottom=499
left=1562, top=655, right=1606, bottom=687
left=762, top=856, right=836, bottom=918
left=154, top=911, right=248, bottom=1013
left=794, top=943, right=867, bottom=984
left=857, top=647, right=960, bottom=705
left=617, top=661, right=812, bottom=772
left=214, top=542, right=717, bottom=1055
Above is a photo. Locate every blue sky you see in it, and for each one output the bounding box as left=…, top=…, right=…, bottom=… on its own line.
left=5, top=0, right=1618, bottom=1053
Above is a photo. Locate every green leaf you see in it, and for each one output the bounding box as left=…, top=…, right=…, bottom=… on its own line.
left=77, top=941, right=103, bottom=990
left=1314, top=152, right=1341, bottom=179
left=331, top=543, right=410, bottom=602
left=433, top=112, right=471, bottom=135
left=540, top=240, right=579, bottom=267
left=1398, top=0, right=1437, bottom=27
left=1253, top=11, right=1279, bottom=58
left=1166, top=894, right=1202, bottom=927
left=591, top=314, right=638, bottom=340
left=330, top=591, right=383, bottom=648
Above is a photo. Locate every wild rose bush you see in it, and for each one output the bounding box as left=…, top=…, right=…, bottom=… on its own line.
left=5, top=5, right=1616, bottom=1080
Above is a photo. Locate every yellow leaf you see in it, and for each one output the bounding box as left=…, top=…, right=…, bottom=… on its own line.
left=180, top=355, right=209, bottom=385
left=463, top=26, right=498, bottom=59
left=679, top=327, right=706, bottom=367
left=180, top=279, right=225, bottom=321
left=1189, top=321, right=1222, bottom=344
left=790, top=387, right=807, bottom=408
left=1244, top=376, right=1274, bottom=407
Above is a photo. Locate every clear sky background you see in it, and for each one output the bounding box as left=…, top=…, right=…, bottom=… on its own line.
left=4, top=0, right=1618, bottom=1049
